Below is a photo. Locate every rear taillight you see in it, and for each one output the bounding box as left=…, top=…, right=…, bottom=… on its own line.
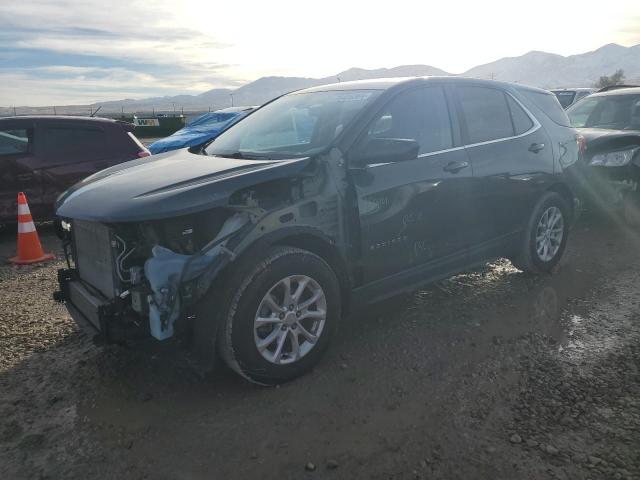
left=138, top=150, right=151, bottom=158
left=576, top=134, right=587, bottom=155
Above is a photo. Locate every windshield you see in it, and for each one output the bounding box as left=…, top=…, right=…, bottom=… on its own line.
left=567, top=94, right=640, bottom=130
left=204, top=89, right=381, bottom=159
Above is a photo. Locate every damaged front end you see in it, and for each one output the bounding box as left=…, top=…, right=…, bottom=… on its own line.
left=54, top=207, right=257, bottom=343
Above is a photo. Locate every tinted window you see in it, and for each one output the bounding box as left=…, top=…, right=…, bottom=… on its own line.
left=45, top=126, right=106, bottom=155
left=0, top=128, right=32, bottom=156
left=506, top=95, right=534, bottom=135
left=366, top=87, right=453, bottom=155
left=457, top=86, right=513, bottom=144
left=553, top=91, right=576, bottom=108
left=522, top=90, right=571, bottom=126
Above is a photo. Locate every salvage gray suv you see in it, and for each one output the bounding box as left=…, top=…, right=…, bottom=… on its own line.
left=54, top=77, right=582, bottom=384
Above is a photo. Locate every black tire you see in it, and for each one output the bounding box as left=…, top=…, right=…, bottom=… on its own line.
left=211, top=245, right=340, bottom=385
left=511, top=192, right=570, bottom=274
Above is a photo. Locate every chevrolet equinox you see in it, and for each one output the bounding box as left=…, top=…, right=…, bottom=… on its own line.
left=54, top=77, right=582, bottom=384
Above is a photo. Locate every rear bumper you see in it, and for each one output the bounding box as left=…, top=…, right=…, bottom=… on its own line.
left=576, top=164, right=639, bottom=206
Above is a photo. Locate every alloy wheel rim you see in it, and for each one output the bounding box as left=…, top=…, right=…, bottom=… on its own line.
left=535, top=206, right=564, bottom=262
left=253, top=275, right=327, bottom=365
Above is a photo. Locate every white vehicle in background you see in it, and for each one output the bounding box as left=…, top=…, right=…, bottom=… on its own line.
left=551, top=88, right=597, bottom=109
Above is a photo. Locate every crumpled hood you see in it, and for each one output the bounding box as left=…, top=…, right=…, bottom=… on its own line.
left=56, top=148, right=312, bottom=222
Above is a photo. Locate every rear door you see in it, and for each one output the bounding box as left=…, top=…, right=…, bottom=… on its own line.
left=454, top=84, right=554, bottom=252
left=0, top=121, right=42, bottom=222
left=39, top=122, right=110, bottom=209
left=350, top=85, right=475, bottom=283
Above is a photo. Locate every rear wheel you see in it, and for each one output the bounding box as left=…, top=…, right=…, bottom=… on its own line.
left=511, top=192, right=570, bottom=274
left=215, top=246, right=340, bottom=385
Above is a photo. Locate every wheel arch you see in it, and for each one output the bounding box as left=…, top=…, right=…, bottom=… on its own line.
left=223, top=226, right=353, bottom=313
left=271, top=232, right=352, bottom=312
left=546, top=182, right=575, bottom=220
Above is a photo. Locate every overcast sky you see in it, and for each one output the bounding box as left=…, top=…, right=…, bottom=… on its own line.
left=1, top=0, right=639, bottom=106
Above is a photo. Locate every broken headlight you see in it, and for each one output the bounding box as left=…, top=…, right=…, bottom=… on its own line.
left=589, top=147, right=639, bottom=167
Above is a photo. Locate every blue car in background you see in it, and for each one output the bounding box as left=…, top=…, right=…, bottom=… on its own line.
left=147, top=106, right=255, bottom=154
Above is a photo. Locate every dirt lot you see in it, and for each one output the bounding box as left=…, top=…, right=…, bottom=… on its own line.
left=1, top=215, right=639, bottom=480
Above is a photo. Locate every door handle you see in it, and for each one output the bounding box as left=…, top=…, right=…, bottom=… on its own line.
left=443, top=160, right=469, bottom=173
left=529, top=143, right=545, bottom=153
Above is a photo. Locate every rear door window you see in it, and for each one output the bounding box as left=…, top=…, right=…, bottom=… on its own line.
left=0, top=128, right=32, bottom=156
left=457, top=86, right=514, bottom=144
left=367, top=86, right=453, bottom=155
left=45, top=125, right=107, bottom=158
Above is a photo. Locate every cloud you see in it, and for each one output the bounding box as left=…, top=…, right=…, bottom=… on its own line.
left=0, top=0, right=239, bottom=106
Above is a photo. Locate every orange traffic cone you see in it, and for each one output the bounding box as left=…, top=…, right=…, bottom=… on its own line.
left=10, top=192, right=55, bottom=265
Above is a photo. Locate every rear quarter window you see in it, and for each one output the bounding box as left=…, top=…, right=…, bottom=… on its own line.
left=522, top=90, right=571, bottom=126
left=45, top=125, right=107, bottom=155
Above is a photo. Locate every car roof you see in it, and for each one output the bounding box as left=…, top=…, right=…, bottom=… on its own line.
left=588, top=87, right=640, bottom=98
left=0, top=115, right=125, bottom=124
left=551, top=87, right=596, bottom=92
left=294, top=76, right=550, bottom=95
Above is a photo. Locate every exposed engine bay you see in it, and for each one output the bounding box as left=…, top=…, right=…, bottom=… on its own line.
left=54, top=169, right=341, bottom=344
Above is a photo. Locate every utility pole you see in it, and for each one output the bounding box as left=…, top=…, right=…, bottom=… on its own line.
left=13, top=106, right=17, bottom=116
left=230, top=93, right=234, bottom=107
left=53, top=106, right=57, bottom=115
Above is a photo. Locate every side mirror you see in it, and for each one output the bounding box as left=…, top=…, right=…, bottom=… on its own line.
left=350, top=138, right=419, bottom=167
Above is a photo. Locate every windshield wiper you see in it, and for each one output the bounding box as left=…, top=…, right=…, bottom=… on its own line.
left=211, top=151, right=273, bottom=160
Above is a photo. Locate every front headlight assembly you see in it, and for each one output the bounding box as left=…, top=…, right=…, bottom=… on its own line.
left=589, top=147, right=639, bottom=167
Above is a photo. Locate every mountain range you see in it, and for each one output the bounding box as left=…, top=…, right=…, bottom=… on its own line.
left=4, top=43, right=640, bottom=115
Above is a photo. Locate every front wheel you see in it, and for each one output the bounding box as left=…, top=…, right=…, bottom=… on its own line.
left=215, top=246, right=340, bottom=385
left=511, top=192, right=570, bottom=274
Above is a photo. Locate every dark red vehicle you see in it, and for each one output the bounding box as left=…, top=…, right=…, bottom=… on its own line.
left=0, top=116, right=149, bottom=225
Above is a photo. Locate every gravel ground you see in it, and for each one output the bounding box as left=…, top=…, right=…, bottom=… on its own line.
left=1, top=216, right=639, bottom=479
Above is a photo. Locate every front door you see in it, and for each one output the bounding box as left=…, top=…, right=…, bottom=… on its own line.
left=350, top=85, right=475, bottom=283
